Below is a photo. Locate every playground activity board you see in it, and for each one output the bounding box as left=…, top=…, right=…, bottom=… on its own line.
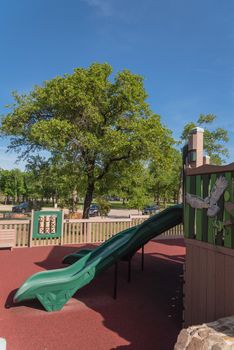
left=32, top=210, right=63, bottom=239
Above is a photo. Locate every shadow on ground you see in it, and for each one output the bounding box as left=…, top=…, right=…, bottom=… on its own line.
left=6, top=239, right=185, bottom=350
left=73, top=247, right=184, bottom=350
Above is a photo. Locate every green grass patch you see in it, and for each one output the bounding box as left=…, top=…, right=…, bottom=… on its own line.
left=109, top=201, right=127, bottom=209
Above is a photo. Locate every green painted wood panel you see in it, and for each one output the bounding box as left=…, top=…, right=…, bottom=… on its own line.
left=224, top=172, right=233, bottom=248
left=188, top=176, right=196, bottom=238
left=231, top=172, right=234, bottom=248
left=207, top=174, right=217, bottom=244
left=216, top=173, right=225, bottom=246
left=184, top=176, right=190, bottom=238
left=32, top=210, right=63, bottom=239
left=195, top=175, right=203, bottom=241
left=202, top=175, right=209, bottom=242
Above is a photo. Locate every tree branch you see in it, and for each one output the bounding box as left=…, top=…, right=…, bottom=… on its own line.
left=96, top=150, right=131, bottom=180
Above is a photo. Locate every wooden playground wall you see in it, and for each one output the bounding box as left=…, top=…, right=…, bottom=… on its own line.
left=184, top=164, right=234, bottom=247
left=184, top=238, right=234, bottom=327
left=184, top=163, right=234, bottom=326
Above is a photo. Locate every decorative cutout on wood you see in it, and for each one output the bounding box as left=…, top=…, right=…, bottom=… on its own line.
left=186, top=176, right=228, bottom=217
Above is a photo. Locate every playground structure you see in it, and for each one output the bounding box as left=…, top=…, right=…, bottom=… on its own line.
left=13, top=205, right=183, bottom=311
left=2, top=125, right=234, bottom=331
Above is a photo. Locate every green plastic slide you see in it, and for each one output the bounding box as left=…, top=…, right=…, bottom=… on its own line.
left=14, top=205, right=182, bottom=312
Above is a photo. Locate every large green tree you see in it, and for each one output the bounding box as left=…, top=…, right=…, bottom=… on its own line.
left=149, top=148, right=182, bottom=205
left=181, top=114, right=229, bottom=165
left=1, top=63, right=173, bottom=217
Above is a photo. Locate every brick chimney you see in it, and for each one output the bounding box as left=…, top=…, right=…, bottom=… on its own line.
left=187, top=127, right=204, bottom=168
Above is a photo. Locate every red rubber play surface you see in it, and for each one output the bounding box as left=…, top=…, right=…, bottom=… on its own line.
left=0, top=238, right=185, bottom=350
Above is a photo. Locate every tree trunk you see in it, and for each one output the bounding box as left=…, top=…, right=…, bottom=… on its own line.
left=156, top=193, right=160, bottom=206
left=72, top=190, right=77, bottom=213
left=83, top=181, right=95, bottom=218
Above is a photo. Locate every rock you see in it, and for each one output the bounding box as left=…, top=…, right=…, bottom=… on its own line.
left=174, top=329, right=191, bottom=350
left=174, top=316, right=234, bottom=349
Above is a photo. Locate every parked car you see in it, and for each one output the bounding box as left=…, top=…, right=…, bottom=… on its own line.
left=12, top=201, right=41, bottom=213
left=108, top=196, right=120, bottom=201
left=12, top=202, right=31, bottom=213
left=89, top=204, right=100, bottom=217
left=142, top=205, right=160, bottom=215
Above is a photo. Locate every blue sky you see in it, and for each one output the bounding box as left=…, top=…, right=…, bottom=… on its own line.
left=0, top=0, right=233, bottom=169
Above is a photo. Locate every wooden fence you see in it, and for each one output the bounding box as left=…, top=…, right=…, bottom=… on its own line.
left=183, top=163, right=234, bottom=326
left=0, top=216, right=183, bottom=248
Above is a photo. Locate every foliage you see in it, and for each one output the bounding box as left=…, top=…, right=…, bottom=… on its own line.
left=148, top=148, right=182, bottom=205
left=0, top=168, right=28, bottom=203
left=1, top=63, right=174, bottom=217
left=181, top=114, right=229, bottom=165
left=96, top=197, right=111, bottom=216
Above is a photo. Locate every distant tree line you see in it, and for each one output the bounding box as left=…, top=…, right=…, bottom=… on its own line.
left=0, top=150, right=182, bottom=210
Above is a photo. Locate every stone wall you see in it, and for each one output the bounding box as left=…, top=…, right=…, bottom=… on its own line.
left=175, top=316, right=234, bottom=349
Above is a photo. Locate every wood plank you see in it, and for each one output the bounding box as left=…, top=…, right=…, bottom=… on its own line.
left=207, top=174, right=217, bottom=244
left=184, top=241, right=193, bottom=326
left=224, top=172, right=233, bottom=248
left=199, top=247, right=207, bottom=323
left=216, top=173, right=225, bottom=246
left=202, top=174, right=209, bottom=242
left=186, top=162, right=234, bottom=176
left=215, top=252, right=225, bottom=319
left=191, top=244, right=200, bottom=325
left=63, top=223, right=67, bottom=244
left=72, top=222, right=75, bottom=243
left=188, top=176, right=196, bottom=239
left=21, top=225, right=25, bottom=246
left=0, top=229, right=16, bottom=248
left=231, top=171, right=234, bottom=250
left=206, top=248, right=216, bottom=322
left=224, top=255, right=234, bottom=316
left=195, top=175, right=203, bottom=241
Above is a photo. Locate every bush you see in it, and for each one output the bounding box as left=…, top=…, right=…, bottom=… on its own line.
left=96, top=197, right=111, bottom=217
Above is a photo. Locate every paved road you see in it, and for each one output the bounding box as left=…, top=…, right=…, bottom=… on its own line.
left=108, top=208, right=142, bottom=218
